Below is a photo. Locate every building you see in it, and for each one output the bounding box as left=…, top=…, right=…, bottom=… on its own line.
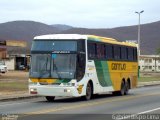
left=0, top=40, right=28, bottom=70
left=139, top=55, right=160, bottom=72
left=3, top=54, right=30, bottom=71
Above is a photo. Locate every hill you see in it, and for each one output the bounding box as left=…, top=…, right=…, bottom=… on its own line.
left=51, top=24, right=73, bottom=31
left=62, top=21, right=160, bottom=55
left=0, top=21, right=60, bottom=54
left=0, top=20, right=160, bottom=55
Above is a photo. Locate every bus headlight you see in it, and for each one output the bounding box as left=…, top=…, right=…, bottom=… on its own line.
left=64, top=89, right=71, bottom=93
left=30, top=88, right=38, bottom=94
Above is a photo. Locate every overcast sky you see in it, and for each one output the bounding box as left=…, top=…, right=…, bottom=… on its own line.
left=0, top=0, right=160, bottom=28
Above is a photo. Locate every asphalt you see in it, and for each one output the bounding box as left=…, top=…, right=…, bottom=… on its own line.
left=0, top=84, right=160, bottom=120
left=0, top=81, right=160, bottom=102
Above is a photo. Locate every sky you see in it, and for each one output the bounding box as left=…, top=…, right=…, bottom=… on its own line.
left=0, top=0, right=160, bottom=28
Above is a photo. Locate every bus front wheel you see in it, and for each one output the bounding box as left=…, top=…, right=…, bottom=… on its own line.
left=82, top=82, right=92, bottom=100
left=45, top=96, right=55, bottom=102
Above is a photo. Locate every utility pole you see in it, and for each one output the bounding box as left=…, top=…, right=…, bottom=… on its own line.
left=135, top=10, right=144, bottom=56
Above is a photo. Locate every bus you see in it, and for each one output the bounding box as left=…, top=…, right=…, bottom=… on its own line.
left=29, top=34, right=138, bottom=101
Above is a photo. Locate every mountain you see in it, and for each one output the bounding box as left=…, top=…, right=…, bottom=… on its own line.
left=0, top=21, right=60, bottom=54
left=51, top=24, right=73, bottom=31
left=61, top=21, right=160, bottom=55
left=0, top=21, right=60, bottom=41
left=0, top=20, right=160, bottom=55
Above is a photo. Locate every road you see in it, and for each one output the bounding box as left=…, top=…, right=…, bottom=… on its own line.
left=0, top=85, right=160, bottom=120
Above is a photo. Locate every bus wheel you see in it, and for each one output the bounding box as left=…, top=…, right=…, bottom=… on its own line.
left=119, top=81, right=125, bottom=96
left=83, top=82, right=92, bottom=100
left=45, top=96, right=55, bottom=102
left=125, top=81, right=129, bottom=95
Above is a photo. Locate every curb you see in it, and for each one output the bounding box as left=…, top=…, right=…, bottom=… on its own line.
left=0, top=95, right=41, bottom=102
left=138, top=83, right=160, bottom=88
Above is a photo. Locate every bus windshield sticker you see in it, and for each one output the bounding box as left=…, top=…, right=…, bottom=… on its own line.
left=52, top=54, right=57, bottom=59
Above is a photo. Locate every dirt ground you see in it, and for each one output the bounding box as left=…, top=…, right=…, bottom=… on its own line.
left=0, top=71, right=29, bottom=82
left=0, top=71, right=29, bottom=92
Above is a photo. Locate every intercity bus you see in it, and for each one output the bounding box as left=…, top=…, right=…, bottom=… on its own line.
left=29, top=34, right=138, bottom=101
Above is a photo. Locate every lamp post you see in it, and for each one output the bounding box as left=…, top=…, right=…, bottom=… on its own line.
left=135, top=10, right=144, bottom=56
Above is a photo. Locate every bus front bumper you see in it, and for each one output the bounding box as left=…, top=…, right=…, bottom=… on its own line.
left=29, top=85, right=82, bottom=97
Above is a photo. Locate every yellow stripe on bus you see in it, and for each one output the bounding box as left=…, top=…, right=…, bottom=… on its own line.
left=30, top=78, right=57, bottom=84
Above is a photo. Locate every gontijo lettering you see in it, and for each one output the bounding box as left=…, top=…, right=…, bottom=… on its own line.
left=111, top=63, right=126, bottom=70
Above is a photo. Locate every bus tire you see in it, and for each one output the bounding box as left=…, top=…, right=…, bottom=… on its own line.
left=117, top=81, right=125, bottom=96
left=45, top=96, right=55, bottom=102
left=124, top=81, right=129, bottom=95
left=82, top=82, right=92, bottom=100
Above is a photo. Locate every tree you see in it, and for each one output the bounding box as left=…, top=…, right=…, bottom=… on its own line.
left=157, top=48, right=160, bottom=55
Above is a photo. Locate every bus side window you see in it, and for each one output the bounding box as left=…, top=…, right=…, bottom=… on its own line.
left=113, top=45, right=120, bottom=60
left=88, top=42, right=96, bottom=59
left=76, top=54, right=86, bottom=81
left=134, top=48, right=138, bottom=61
left=128, top=47, right=134, bottom=61
left=121, top=47, right=127, bottom=60
left=106, top=44, right=113, bottom=60
left=96, top=44, right=105, bottom=59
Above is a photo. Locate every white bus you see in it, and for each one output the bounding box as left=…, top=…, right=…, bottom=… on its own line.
left=29, top=34, right=138, bottom=101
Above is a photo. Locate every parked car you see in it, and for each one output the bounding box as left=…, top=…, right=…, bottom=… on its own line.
left=19, top=64, right=26, bottom=70
left=0, top=61, right=7, bottom=73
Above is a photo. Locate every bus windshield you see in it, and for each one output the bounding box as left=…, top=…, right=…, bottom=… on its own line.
left=30, top=39, right=86, bottom=80
left=30, top=54, right=76, bottom=79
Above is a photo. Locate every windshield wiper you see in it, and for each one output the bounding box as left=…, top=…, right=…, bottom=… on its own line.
left=38, top=56, right=50, bottom=78
left=53, top=63, right=62, bottom=79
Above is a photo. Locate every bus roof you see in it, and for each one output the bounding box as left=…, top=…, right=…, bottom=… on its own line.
left=88, top=35, right=137, bottom=47
left=34, top=34, right=137, bottom=47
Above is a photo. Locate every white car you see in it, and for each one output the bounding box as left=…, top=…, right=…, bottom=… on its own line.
left=0, top=61, right=7, bottom=73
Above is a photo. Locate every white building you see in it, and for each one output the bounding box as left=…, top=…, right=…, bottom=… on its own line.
left=139, top=55, right=160, bottom=72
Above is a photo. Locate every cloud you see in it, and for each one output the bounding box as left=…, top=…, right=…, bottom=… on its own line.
left=0, top=0, right=160, bottom=28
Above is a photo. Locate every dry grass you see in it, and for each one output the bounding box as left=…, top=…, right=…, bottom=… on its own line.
left=0, top=71, right=28, bottom=92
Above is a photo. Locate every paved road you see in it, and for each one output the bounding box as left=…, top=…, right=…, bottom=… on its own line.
left=0, top=85, right=160, bottom=120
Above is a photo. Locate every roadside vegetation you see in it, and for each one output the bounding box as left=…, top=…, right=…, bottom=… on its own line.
left=0, top=71, right=28, bottom=92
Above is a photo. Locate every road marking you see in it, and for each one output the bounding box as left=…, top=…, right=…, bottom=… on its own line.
left=138, top=107, right=160, bottom=114
left=19, top=92, right=160, bottom=117
left=0, top=102, right=30, bottom=107
left=116, top=107, right=160, bottom=120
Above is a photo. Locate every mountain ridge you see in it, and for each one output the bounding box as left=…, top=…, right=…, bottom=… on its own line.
left=0, top=20, right=160, bottom=55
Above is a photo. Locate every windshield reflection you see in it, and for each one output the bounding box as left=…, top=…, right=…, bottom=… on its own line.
left=30, top=54, right=51, bottom=78
left=51, top=54, right=76, bottom=79
left=30, top=54, right=76, bottom=79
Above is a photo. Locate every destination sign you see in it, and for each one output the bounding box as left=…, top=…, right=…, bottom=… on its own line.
left=52, top=51, right=71, bottom=54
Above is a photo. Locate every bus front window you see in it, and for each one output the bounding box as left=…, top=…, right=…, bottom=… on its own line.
left=51, top=54, right=76, bottom=79
left=30, top=54, right=51, bottom=78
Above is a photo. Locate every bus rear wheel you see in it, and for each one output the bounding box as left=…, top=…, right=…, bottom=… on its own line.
left=119, top=81, right=125, bottom=95
left=82, top=82, right=92, bottom=100
left=45, top=96, right=55, bottom=102
left=124, top=81, right=129, bottom=95
left=113, top=81, right=125, bottom=96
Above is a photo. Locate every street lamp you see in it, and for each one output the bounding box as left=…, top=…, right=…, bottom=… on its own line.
left=135, top=10, right=144, bottom=56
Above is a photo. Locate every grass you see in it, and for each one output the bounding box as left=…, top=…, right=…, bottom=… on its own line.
left=0, top=81, right=28, bottom=91
left=138, top=77, right=160, bottom=82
